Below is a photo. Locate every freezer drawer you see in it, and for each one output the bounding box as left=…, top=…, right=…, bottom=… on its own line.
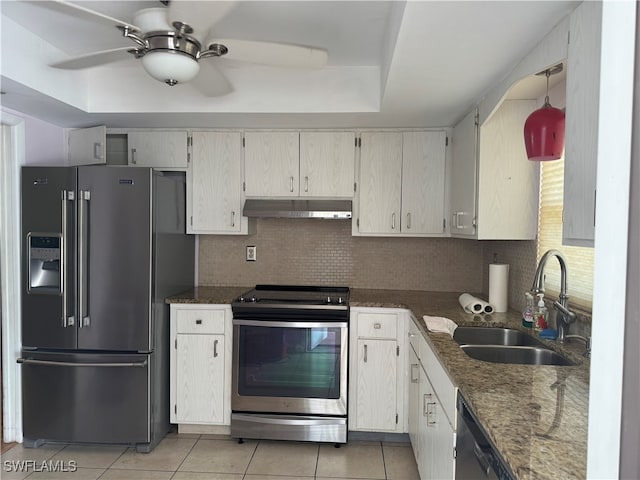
left=20, top=351, right=151, bottom=447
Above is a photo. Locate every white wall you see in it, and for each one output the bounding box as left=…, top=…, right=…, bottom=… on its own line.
left=1, top=107, right=65, bottom=165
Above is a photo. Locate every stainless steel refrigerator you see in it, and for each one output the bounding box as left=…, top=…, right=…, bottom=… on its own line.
left=19, top=166, right=194, bottom=452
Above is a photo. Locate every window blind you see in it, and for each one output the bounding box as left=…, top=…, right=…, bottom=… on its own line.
left=537, top=155, right=594, bottom=309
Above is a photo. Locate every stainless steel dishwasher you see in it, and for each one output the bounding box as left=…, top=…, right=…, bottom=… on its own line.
left=456, top=393, right=515, bottom=480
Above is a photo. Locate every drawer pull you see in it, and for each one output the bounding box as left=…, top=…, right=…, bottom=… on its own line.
left=411, top=364, right=419, bottom=383
left=373, top=322, right=381, bottom=329
left=196, top=319, right=202, bottom=325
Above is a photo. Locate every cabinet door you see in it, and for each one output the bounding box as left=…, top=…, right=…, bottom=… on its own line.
left=429, top=387, right=456, bottom=480
left=564, top=1, right=601, bottom=247
left=402, top=131, right=446, bottom=234
left=299, top=132, right=355, bottom=197
left=244, top=132, right=299, bottom=196
left=175, top=334, right=225, bottom=424
left=68, top=126, right=106, bottom=165
left=357, top=132, right=403, bottom=234
left=128, top=131, right=188, bottom=168
left=450, top=109, right=478, bottom=237
left=408, top=346, right=421, bottom=461
left=189, top=131, right=243, bottom=233
left=417, top=366, right=433, bottom=480
left=355, top=338, right=397, bottom=431
left=476, top=100, right=538, bottom=240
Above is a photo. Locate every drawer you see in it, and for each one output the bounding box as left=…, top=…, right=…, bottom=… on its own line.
left=356, top=312, right=398, bottom=339
left=175, top=308, right=225, bottom=334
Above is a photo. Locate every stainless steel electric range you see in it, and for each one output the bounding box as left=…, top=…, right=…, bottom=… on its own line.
left=231, top=285, right=350, bottom=444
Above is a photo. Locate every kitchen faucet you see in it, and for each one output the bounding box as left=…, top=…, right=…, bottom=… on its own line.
left=531, top=249, right=577, bottom=342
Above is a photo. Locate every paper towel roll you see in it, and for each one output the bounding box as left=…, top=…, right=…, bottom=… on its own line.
left=458, top=293, right=493, bottom=314
left=489, top=263, right=509, bottom=313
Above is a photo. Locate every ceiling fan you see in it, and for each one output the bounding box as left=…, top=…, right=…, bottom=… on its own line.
left=41, top=0, right=329, bottom=97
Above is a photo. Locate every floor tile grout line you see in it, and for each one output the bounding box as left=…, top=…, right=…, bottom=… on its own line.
left=380, top=441, right=389, bottom=480
left=169, top=434, right=202, bottom=477
left=242, top=437, right=260, bottom=478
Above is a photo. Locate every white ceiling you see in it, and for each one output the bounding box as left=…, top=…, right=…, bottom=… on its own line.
left=0, top=0, right=578, bottom=128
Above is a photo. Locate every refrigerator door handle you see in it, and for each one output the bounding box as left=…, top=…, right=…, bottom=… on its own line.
left=17, top=358, right=148, bottom=368
left=61, top=190, right=75, bottom=328
left=79, top=190, right=91, bottom=328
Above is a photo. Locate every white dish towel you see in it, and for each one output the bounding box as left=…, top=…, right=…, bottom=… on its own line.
left=423, top=316, right=458, bottom=337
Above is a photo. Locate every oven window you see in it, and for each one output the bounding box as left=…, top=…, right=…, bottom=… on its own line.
left=237, top=325, right=342, bottom=399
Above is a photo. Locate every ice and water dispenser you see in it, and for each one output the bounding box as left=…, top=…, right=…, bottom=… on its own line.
left=28, top=234, right=61, bottom=292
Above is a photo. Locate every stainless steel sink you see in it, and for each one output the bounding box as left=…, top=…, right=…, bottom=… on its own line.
left=460, top=345, right=575, bottom=366
left=453, top=327, right=545, bottom=347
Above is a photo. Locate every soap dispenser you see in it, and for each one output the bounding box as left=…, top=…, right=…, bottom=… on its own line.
left=522, top=292, right=535, bottom=329
left=534, top=293, right=548, bottom=332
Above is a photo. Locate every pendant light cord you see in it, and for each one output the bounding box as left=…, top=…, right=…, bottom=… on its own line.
left=544, top=69, right=551, bottom=107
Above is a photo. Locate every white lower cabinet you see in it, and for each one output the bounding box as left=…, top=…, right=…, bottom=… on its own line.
left=349, top=308, right=407, bottom=433
left=408, top=318, right=456, bottom=480
left=170, top=304, right=232, bottom=429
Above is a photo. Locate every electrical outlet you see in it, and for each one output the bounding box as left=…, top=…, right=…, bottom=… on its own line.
left=246, top=246, right=257, bottom=261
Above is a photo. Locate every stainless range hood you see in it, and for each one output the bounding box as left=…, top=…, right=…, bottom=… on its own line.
left=242, top=199, right=352, bottom=219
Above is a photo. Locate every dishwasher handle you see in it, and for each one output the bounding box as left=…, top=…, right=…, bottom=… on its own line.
left=473, top=443, right=494, bottom=477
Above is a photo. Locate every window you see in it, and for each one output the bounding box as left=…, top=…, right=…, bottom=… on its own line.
left=538, top=154, right=594, bottom=309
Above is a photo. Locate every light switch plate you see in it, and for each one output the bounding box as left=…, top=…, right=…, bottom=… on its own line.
left=246, top=246, right=256, bottom=261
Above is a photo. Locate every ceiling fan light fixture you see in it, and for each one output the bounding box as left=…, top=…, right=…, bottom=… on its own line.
left=141, top=50, right=200, bottom=85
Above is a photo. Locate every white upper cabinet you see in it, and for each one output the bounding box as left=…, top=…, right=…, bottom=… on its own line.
left=402, top=131, right=447, bottom=234
left=450, top=110, right=477, bottom=237
left=188, top=131, right=249, bottom=235
left=299, top=131, right=355, bottom=197
left=563, top=0, right=601, bottom=247
left=356, top=131, right=446, bottom=236
left=243, top=131, right=300, bottom=197
left=357, top=132, right=403, bottom=234
left=450, top=100, right=539, bottom=240
left=243, top=131, right=355, bottom=198
left=68, top=126, right=106, bottom=165
left=476, top=99, right=538, bottom=239
left=128, top=131, right=188, bottom=169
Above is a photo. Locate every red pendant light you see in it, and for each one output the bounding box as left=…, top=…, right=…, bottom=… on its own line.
left=524, top=66, right=565, bottom=161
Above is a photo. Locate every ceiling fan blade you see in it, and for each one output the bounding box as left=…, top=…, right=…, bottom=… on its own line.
left=167, top=0, right=238, bottom=40
left=208, top=39, right=328, bottom=69
left=38, top=0, right=141, bottom=32
left=50, top=47, right=136, bottom=70
left=190, top=61, right=234, bottom=97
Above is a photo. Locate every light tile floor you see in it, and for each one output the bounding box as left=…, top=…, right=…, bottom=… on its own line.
left=0, top=434, right=420, bottom=480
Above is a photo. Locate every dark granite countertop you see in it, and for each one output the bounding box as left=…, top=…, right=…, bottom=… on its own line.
left=167, top=287, right=589, bottom=479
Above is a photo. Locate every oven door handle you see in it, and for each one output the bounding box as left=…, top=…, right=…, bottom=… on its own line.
left=233, top=319, right=348, bottom=329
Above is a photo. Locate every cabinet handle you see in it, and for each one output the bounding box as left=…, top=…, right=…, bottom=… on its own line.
left=94, top=142, right=102, bottom=160
left=289, top=176, right=294, bottom=193
left=407, top=213, right=411, bottom=229
left=427, top=401, right=437, bottom=425
left=304, top=176, right=309, bottom=192
left=423, top=393, right=431, bottom=416
left=392, top=213, right=396, bottom=230
left=213, top=339, right=219, bottom=358
left=131, top=148, right=137, bottom=164
left=231, top=211, right=236, bottom=227
left=196, top=319, right=202, bottom=325
left=411, top=364, right=419, bottom=383
left=364, top=344, right=368, bottom=363
left=373, top=322, right=381, bottom=329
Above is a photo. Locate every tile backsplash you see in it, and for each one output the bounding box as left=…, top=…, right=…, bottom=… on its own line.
left=198, top=219, right=591, bottom=335
left=199, top=219, right=484, bottom=292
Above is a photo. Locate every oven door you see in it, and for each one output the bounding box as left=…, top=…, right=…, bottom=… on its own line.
left=232, top=319, right=348, bottom=416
